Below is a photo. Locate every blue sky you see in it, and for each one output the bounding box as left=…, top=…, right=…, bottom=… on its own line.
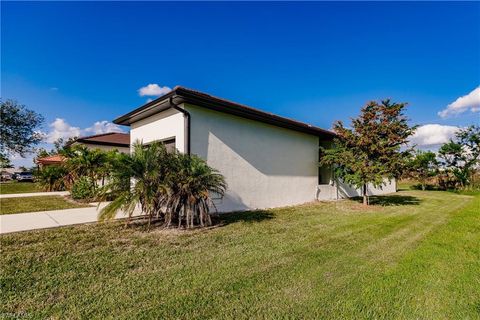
left=2, top=1, right=479, bottom=166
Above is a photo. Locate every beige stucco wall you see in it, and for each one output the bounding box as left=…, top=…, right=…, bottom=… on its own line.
left=127, top=103, right=397, bottom=212
left=130, top=108, right=185, bottom=152
left=339, top=178, right=397, bottom=198
left=77, top=143, right=130, bottom=154
left=316, top=178, right=397, bottom=200
left=185, top=104, right=319, bottom=212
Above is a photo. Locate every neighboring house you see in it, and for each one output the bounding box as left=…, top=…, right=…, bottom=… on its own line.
left=1, top=167, right=16, bottom=181
left=114, top=86, right=396, bottom=212
left=68, top=132, right=130, bottom=153
left=36, top=155, right=66, bottom=169
left=36, top=133, right=130, bottom=169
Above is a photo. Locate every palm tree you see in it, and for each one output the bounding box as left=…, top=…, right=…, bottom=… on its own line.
left=35, top=165, right=68, bottom=191
left=165, top=153, right=227, bottom=228
left=97, top=149, right=122, bottom=187
left=66, top=146, right=107, bottom=189
left=98, top=141, right=170, bottom=226
left=98, top=141, right=227, bottom=229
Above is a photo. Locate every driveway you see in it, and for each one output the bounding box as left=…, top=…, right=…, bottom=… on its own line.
left=0, top=203, right=140, bottom=234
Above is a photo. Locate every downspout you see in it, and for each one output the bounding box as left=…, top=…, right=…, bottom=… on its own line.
left=169, top=97, right=191, bottom=155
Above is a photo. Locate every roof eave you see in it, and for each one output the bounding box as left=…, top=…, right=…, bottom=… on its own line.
left=175, top=88, right=335, bottom=138
left=74, top=140, right=130, bottom=148
left=114, top=88, right=335, bottom=138
left=113, top=91, right=176, bottom=125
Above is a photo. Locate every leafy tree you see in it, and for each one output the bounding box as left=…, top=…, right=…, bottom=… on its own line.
left=438, top=125, right=480, bottom=189
left=34, top=137, right=76, bottom=162
left=0, top=99, right=44, bottom=159
left=35, top=148, right=51, bottom=160
left=320, top=99, right=416, bottom=205
left=53, top=137, right=77, bottom=156
left=406, top=150, right=438, bottom=190
left=0, top=154, right=13, bottom=169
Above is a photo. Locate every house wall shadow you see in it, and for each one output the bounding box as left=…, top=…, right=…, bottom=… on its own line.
left=188, top=104, right=320, bottom=177
left=212, top=190, right=252, bottom=213
left=188, top=104, right=321, bottom=211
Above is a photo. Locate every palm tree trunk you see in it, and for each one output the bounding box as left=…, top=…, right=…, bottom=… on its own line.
left=165, top=211, right=171, bottom=228
left=178, top=206, right=183, bottom=228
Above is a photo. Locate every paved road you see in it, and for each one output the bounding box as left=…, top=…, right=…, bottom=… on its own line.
left=0, top=191, right=70, bottom=199
left=0, top=203, right=138, bottom=234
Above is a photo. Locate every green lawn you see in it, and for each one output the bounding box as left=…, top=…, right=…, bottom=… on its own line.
left=1, top=190, right=479, bottom=319
left=0, top=196, right=91, bottom=215
left=0, top=182, right=42, bottom=194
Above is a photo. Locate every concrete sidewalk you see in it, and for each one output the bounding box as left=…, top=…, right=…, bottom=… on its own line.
left=0, top=203, right=136, bottom=234
left=0, top=191, right=70, bottom=199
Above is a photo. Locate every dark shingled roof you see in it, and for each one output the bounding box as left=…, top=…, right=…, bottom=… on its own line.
left=114, top=86, right=335, bottom=138
left=74, top=132, right=130, bottom=147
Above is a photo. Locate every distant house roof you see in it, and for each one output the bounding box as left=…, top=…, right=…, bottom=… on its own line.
left=36, top=154, right=66, bottom=165
left=73, top=132, right=130, bottom=148
left=1, top=168, right=17, bottom=175
left=114, top=86, right=335, bottom=138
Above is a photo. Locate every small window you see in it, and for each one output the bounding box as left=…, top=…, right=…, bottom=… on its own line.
left=318, top=140, right=333, bottom=185
left=143, top=137, right=176, bottom=153
left=318, top=165, right=332, bottom=185
left=163, top=138, right=176, bottom=153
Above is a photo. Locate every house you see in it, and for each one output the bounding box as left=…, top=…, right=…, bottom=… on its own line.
left=36, top=154, right=66, bottom=168
left=36, top=133, right=130, bottom=169
left=1, top=167, right=17, bottom=181
left=67, top=132, right=130, bottom=153
left=114, top=86, right=396, bottom=212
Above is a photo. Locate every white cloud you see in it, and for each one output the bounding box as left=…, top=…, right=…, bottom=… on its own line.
left=410, top=124, right=459, bottom=147
left=45, top=118, right=81, bottom=143
left=9, top=153, right=36, bottom=169
left=138, top=84, right=171, bottom=97
left=10, top=119, right=124, bottom=168
left=438, top=86, right=480, bottom=118
left=44, top=118, right=123, bottom=143
left=84, top=121, right=123, bottom=135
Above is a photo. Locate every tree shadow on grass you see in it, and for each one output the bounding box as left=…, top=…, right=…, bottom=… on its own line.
left=351, top=195, right=422, bottom=206
left=214, top=210, right=275, bottom=226
left=118, top=210, right=276, bottom=231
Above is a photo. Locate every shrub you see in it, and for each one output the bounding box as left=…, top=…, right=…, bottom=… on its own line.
left=35, top=165, right=68, bottom=191
left=71, top=176, right=95, bottom=200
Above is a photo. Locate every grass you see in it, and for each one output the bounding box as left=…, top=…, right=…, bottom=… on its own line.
left=0, top=182, right=42, bottom=194
left=0, top=196, right=91, bottom=215
left=1, top=190, right=479, bottom=319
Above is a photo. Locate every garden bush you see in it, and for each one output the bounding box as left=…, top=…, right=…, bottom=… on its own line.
left=71, top=176, right=95, bottom=200
left=35, top=165, right=68, bottom=191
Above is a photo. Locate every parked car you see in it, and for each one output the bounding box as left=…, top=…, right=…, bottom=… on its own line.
left=16, top=172, right=34, bottom=182
left=11, top=172, right=21, bottom=180
left=1, top=172, right=13, bottom=181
